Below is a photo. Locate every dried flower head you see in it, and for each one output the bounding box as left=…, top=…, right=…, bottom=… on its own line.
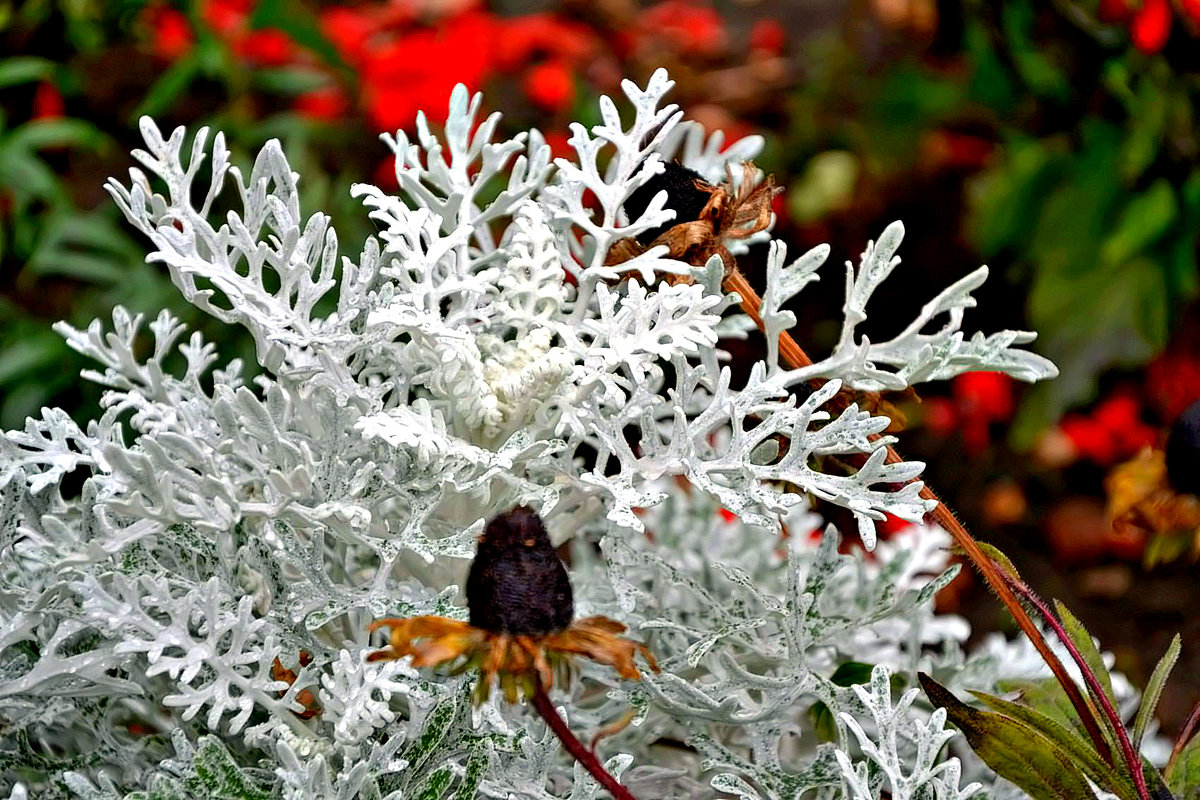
left=607, top=160, right=782, bottom=276
left=1106, top=447, right=1200, bottom=560
left=467, top=505, right=573, bottom=635
left=369, top=507, right=657, bottom=703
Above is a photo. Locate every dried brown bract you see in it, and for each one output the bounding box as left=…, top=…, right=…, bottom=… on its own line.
left=607, top=160, right=782, bottom=281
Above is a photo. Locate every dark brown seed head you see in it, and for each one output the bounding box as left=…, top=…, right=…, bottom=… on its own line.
left=623, top=161, right=716, bottom=245
left=466, top=506, right=574, bottom=635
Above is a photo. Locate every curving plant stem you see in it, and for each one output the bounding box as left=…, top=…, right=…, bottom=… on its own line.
left=723, top=268, right=1117, bottom=767
left=531, top=686, right=639, bottom=800
left=1168, top=699, right=1200, bottom=777
left=994, top=563, right=1150, bottom=799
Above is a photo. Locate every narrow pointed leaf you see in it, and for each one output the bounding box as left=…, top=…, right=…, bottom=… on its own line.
left=920, top=673, right=1099, bottom=800
left=970, top=689, right=1135, bottom=798
left=1134, top=635, right=1181, bottom=751
left=975, top=541, right=1022, bottom=581
left=1053, top=599, right=1117, bottom=709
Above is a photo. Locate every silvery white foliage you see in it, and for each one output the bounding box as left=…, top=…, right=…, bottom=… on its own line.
left=759, top=228, right=1057, bottom=391
left=75, top=573, right=293, bottom=736
left=319, top=648, right=414, bottom=746
left=835, top=665, right=981, bottom=800
left=0, top=70, right=1068, bottom=798
left=566, top=487, right=987, bottom=800
left=105, top=121, right=341, bottom=377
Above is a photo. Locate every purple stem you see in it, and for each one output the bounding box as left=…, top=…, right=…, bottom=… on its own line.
left=996, top=564, right=1149, bottom=800
left=1168, top=698, right=1200, bottom=777
left=531, top=687, right=639, bottom=800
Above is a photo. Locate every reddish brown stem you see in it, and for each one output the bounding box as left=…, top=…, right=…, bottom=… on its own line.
left=531, top=687, right=639, bottom=800
left=723, top=268, right=1116, bottom=765
left=996, top=565, right=1149, bottom=799
left=1168, top=699, right=1200, bottom=778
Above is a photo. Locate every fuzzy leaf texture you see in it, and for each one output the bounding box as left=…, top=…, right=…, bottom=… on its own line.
left=0, top=69, right=1087, bottom=799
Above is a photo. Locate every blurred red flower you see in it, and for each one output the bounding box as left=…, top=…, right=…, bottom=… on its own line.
left=922, top=396, right=958, bottom=438
left=1061, top=416, right=1118, bottom=465
left=203, top=0, right=252, bottom=36
left=954, top=371, right=1014, bottom=450
left=1060, top=394, right=1157, bottom=466
left=1184, top=0, right=1200, bottom=25
left=294, top=86, right=348, bottom=120
left=233, top=28, right=295, bottom=66
left=1147, top=351, right=1200, bottom=422
left=374, top=156, right=399, bottom=192
left=1096, top=0, right=1135, bottom=24
left=523, top=61, right=574, bottom=113
left=748, top=18, right=786, bottom=54
left=919, top=372, right=1014, bottom=450
left=1093, top=395, right=1156, bottom=452
left=639, top=0, right=726, bottom=56
left=360, top=11, right=496, bottom=131
left=320, top=7, right=380, bottom=65
left=1130, top=0, right=1171, bottom=53
left=496, top=13, right=596, bottom=70
left=144, top=6, right=193, bottom=60
left=877, top=513, right=913, bottom=537
left=32, top=82, right=64, bottom=119
left=541, top=131, right=574, bottom=159
left=954, top=371, right=1014, bottom=422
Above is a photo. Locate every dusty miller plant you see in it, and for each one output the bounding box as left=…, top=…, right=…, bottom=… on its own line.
left=0, top=69, right=1073, bottom=799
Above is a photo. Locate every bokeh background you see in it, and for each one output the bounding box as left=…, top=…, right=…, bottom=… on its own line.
left=2, top=0, right=1199, bottom=733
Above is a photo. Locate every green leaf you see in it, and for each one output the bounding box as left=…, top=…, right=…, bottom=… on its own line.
left=414, top=767, right=453, bottom=800
left=967, top=136, right=1060, bottom=260
left=810, top=700, right=838, bottom=743
left=1134, top=635, right=1181, bottom=750
left=1101, top=180, right=1178, bottom=268
left=970, top=689, right=1134, bottom=798
left=8, top=118, right=108, bottom=152
left=1120, top=67, right=1170, bottom=181
left=23, top=211, right=140, bottom=285
left=183, top=737, right=271, bottom=800
left=1001, top=2, right=1070, bottom=102
left=1052, top=600, right=1117, bottom=710
left=994, top=677, right=1089, bottom=741
left=0, top=332, right=61, bottom=384
left=451, top=742, right=490, bottom=800
left=248, top=0, right=344, bottom=66
left=973, top=541, right=1021, bottom=581
left=811, top=663, right=883, bottom=742
left=250, top=67, right=330, bottom=95
left=1143, top=763, right=1177, bottom=800
left=403, top=695, right=457, bottom=775
left=919, top=673, right=1102, bottom=800
left=830, top=661, right=876, bottom=687
left=1168, top=733, right=1200, bottom=799
left=0, top=56, right=55, bottom=89
left=1015, top=254, right=1168, bottom=446
left=0, top=147, right=66, bottom=204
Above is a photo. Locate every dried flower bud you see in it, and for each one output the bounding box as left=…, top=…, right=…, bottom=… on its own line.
left=466, top=506, right=574, bottom=635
